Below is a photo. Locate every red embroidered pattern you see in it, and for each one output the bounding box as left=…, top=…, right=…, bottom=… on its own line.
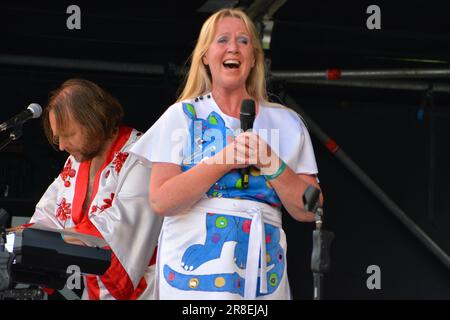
left=60, top=158, right=76, bottom=188
left=56, top=198, right=72, bottom=221
left=91, top=193, right=115, bottom=215
left=113, top=152, right=129, bottom=174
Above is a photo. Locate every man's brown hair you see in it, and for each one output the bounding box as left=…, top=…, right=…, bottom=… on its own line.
left=42, top=78, right=124, bottom=147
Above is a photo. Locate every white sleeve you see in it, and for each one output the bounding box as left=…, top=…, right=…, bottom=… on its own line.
left=293, top=114, right=319, bottom=175
left=276, top=109, right=319, bottom=175
left=129, top=102, right=189, bottom=167
left=89, top=156, right=163, bottom=288
left=30, top=176, right=65, bottom=229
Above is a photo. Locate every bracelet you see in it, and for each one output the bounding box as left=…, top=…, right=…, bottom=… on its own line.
left=263, top=160, right=286, bottom=181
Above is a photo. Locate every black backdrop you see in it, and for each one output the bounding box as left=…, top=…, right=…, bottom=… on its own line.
left=1, top=0, right=450, bottom=299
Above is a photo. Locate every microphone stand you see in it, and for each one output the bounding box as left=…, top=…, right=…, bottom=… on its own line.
left=0, top=124, right=24, bottom=293
left=303, top=185, right=334, bottom=300
left=0, top=124, right=23, bottom=152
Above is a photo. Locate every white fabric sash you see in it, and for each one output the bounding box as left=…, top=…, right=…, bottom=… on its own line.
left=195, top=198, right=281, bottom=299
left=156, top=197, right=284, bottom=300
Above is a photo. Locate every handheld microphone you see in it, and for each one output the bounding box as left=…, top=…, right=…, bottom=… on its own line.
left=0, top=103, right=42, bottom=132
left=239, top=99, right=256, bottom=189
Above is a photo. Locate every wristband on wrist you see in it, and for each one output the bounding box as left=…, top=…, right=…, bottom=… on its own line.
left=263, top=160, right=286, bottom=181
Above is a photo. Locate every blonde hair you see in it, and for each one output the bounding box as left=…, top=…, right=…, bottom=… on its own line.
left=177, top=8, right=268, bottom=103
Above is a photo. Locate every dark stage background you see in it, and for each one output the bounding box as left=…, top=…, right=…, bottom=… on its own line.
left=1, top=0, right=450, bottom=299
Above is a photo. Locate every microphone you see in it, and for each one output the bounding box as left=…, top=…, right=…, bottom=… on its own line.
left=0, top=103, right=42, bottom=132
left=239, top=99, right=256, bottom=189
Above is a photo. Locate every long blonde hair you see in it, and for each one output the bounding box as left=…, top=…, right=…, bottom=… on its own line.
left=177, top=8, right=268, bottom=103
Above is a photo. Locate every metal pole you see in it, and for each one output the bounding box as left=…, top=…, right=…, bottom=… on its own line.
left=0, top=54, right=168, bottom=76
left=284, top=94, right=450, bottom=271
left=2, top=53, right=450, bottom=88
left=271, top=69, right=450, bottom=81
left=423, top=87, right=436, bottom=221
left=286, top=79, right=450, bottom=94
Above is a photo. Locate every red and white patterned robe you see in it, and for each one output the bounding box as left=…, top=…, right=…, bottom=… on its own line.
left=29, top=126, right=162, bottom=300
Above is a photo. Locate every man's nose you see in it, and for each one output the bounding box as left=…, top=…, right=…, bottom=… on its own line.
left=58, top=138, right=67, bottom=151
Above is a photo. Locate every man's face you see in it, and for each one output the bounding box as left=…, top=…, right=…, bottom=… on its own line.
left=49, top=110, right=102, bottom=162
